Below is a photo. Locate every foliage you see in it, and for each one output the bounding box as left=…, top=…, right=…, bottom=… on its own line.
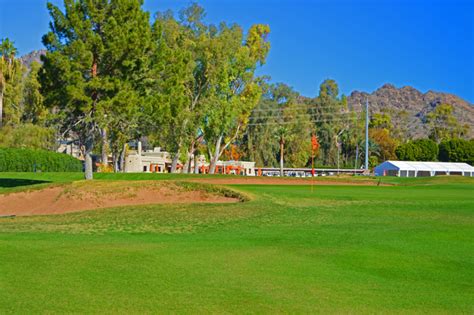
left=40, top=0, right=152, bottom=179
left=0, top=38, right=25, bottom=127
left=146, top=5, right=207, bottom=171
left=245, top=79, right=364, bottom=169
left=0, top=123, right=56, bottom=150
left=244, top=82, right=312, bottom=167
left=369, top=113, right=392, bottom=130
left=0, top=147, right=82, bottom=172
left=395, top=138, right=439, bottom=161
left=280, top=100, right=312, bottom=167
left=395, top=142, right=419, bottom=161
left=369, top=128, right=398, bottom=162
left=203, top=22, right=270, bottom=173
left=223, top=144, right=243, bottom=161
left=414, top=139, right=439, bottom=161
left=438, top=138, right=474, bottom=164
left=6, top=2, right=469, bottom=173
left=308, top=79, right=357, bottom=167
left=427, top=104, right=469, bottom=143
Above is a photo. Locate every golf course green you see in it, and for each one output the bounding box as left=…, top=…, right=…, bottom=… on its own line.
left=0, top=173, right=473, bottom=313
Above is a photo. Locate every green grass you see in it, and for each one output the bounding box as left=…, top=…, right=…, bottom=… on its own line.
left=0, top=174, right=473, bottom=313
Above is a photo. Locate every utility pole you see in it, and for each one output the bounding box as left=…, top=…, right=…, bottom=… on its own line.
left=364, top=98, right=369, bottom=172
left=280, top=134, right=285, bottom=177
left=336, top=129, right=344, bottom=175
left=355, top=144, right=359, bottom=174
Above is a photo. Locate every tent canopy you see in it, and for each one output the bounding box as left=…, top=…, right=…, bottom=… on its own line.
left=374, top=161, right=474, bottom=177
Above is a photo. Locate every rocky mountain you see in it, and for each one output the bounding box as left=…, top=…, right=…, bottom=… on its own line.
left=348, top=84, right=474, bottom=139
left=19, top=49, right=46, bottom=69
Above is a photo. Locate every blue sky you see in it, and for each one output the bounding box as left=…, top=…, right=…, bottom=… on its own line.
left=1, top=0, right=473, bottom=102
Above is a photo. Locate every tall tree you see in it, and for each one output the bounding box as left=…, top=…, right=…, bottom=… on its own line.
left=308, top=79, right=353, bottom=167
left=369, top=128, right=398, bottom=162
left=22, top=61, right=47, bottom=125
left=244, top=82, right=313, bottom=168
left=40, top=0, right=152, bottom=179
left=0, top=38, right=24, bottom=128
left=204, top=23, right=270, bottom=173
left=148, top=5, right=208, bottom=173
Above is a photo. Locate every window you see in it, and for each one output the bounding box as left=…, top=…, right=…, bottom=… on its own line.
left=143, top=166, right=147, bottom=172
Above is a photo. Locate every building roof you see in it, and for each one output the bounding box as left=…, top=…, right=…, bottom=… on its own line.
left=375, top=161, right=474, bottom=172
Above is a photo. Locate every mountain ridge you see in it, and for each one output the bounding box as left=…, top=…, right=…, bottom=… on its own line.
left=347, top=83, right=473, bottom=139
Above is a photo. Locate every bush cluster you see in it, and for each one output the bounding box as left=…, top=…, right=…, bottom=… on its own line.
left=396, top=138, right=474, bottom=164
left=439, top=139, right=474, bottom=165
left=0, top=148, right=83, bottom=172
left=395, top=139, right=438, bottom=161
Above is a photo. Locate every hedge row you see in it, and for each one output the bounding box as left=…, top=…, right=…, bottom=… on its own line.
left=396, top=138, right=474, bottom=165
left=0, top=148, right=83, bottom=172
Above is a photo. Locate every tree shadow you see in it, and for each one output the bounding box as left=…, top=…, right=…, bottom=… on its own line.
left=0, top=178, right=51, bottom=188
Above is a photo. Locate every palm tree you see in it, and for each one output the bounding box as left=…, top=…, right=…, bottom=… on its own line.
left=0, top=38, right=19, bottom=128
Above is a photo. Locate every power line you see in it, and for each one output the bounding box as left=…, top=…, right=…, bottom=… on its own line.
left=249, top=112, right=360, bottom=121
left=251, top=105, right=358, bottom=112
left=247, top=118, right=355, bottom=126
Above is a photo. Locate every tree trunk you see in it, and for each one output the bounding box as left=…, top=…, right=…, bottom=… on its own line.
left=188, top=158, right=193, bottom=174
left=194, top=154, right=199, bottom=174
left=183, top=155, right=190, bottom=174
left=280, top=136, right=284, bottom=177
left=84, top=138, right=94, bottom=180
left=170, top=153, right=180, bottom=173
left=113, top=153, right=119, bottom=173
left=85, top=152, right=93, bottom=180
left=183, top=142, right=196, bottom=174
left=119, top=143, right=126, bottom=172
left=101, top=128, right=108, bottom=166
left=209, top=136, right=222, bottom=175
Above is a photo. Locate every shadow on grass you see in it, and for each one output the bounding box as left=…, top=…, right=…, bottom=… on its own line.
left=0, top=178, right=51, bottom=188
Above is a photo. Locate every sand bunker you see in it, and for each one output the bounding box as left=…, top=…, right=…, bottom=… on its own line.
left=0, top=181, right=237, bottom=216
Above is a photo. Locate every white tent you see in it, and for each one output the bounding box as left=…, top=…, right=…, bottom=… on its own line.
left=374, top=161, right=474, bottom=177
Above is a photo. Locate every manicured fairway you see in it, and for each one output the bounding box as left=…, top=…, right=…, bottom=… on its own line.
left=0, top=174, right=473, bottom=313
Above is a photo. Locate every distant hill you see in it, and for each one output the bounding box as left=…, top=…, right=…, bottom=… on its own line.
left=347, top=84, right=474, bottom=139
left=19, top=49, right=46, bottom=70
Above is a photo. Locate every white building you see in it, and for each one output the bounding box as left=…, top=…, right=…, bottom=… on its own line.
left=215, top=160, right=256, bottom=176
left=374, top=161, right=474, bottom=177
left=125, top=144, right=170, bottom=173
left=124, top=142, right=255, bottom=175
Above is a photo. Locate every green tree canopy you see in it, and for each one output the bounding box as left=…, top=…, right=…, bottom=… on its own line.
left=395, top=139, right=438, bottom=161
left=202, top=22, right=270, bottom=173
left=439, top=138, right=474, bottom=165
left=427, top=104, right=469, bottom=143
left=0, top=38, right=24, bottom=128
left=40, top=0, right=152, bottom=179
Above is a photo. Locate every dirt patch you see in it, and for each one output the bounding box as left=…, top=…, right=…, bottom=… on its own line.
left=188, top=176, right=386, bottom=186
left=0, top=181, right=237, bottom=217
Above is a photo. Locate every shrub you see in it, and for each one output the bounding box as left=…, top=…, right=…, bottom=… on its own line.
left=0, top=148, right=83, bottom=172
left=438, top=139, right=474, bottom=165
left=0, top=124, right=57, bottom=150
left=412, top=139, right=439, bottom=161
left=396, top=139, right=438, bottom=161
left=395, top=142, right=420, bottom=161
